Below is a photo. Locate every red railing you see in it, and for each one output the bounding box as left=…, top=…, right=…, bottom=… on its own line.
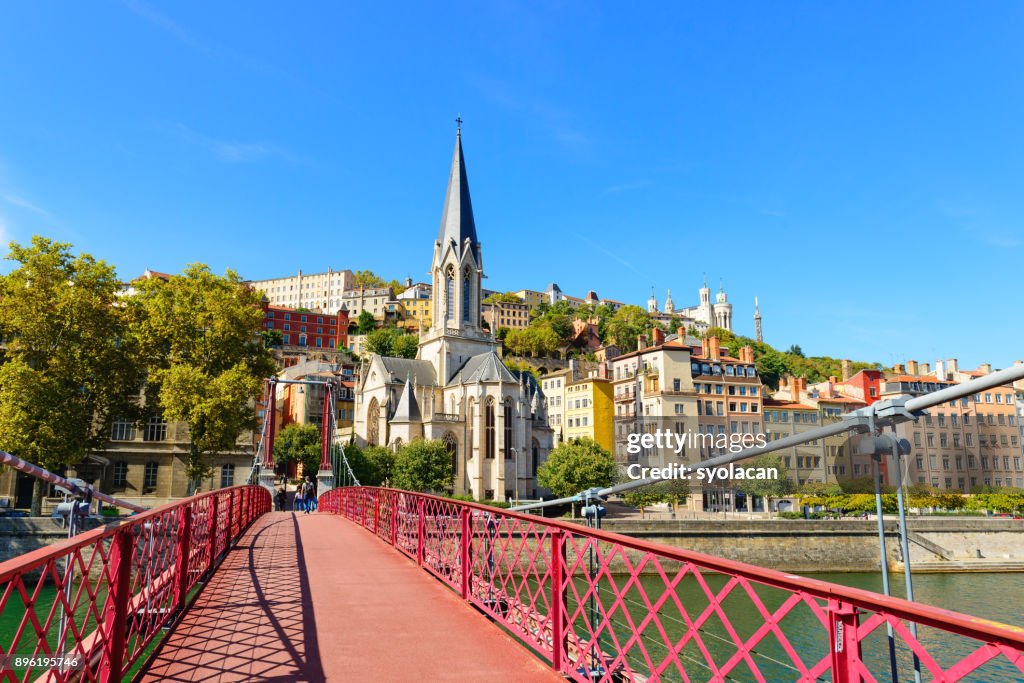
left=0, top=485, right=270, bottom=682
left=320, top=487, right=1024, bottom=682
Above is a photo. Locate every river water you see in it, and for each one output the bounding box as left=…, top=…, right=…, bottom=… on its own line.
left=611, top=570, right=1024, bottom=682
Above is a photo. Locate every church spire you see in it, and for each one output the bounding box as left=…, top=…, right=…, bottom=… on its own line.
left=436, top=123, right=478, bottom=255
left=754, top=296, right=763, bottom=343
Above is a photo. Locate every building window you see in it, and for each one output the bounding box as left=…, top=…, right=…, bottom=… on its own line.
left=111, top=419, right=136, bottom=441
left=143, top=462, right=159, bottom=492
left=503, top=401, right=513, bottom=459
left=113, top=462, right=128, bottom=489
left=463, top=271, right=471, bottom=323
left=144, top=416, right=167, bottom=442
left=485, top=400, right=496, bottom=459
left=446, top=268, right=455, bottom=323
left=220, top=464, right=235, bottom=488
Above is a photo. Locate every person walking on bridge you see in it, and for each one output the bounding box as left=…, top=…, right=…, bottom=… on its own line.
left=293, top=481, right=304, bottom=513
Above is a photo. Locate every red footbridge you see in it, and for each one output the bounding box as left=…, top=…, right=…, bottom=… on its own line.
left=1, top=485, right=1022, bottom=682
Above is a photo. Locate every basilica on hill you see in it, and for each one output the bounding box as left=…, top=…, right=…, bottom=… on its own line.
left=352, top=128, right=554, bottom=501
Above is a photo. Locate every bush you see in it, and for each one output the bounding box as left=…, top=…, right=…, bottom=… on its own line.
left=778, top=511, right=803, bottom=519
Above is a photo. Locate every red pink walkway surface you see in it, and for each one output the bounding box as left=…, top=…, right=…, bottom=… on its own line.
left=139, top=511, right=560, bottom=682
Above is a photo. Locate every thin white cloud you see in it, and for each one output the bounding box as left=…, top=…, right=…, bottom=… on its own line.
left=602, top=180, right=650, bottom=195
left=980, top=231, right=1022, bottom=249
left=573, top=232, right=643, bottom=277
left=3, top=193, right=53, bottom=218
left=170, top=124, right=303, bottom=165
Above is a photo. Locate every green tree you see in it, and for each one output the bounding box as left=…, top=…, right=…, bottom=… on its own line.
left=622, top=488, right=667, bottom=519
left=735, top=454, right=794, bottom=517
left=392, top=439, right=454, bottom=493
left=129, top=264, right=276, bottom=491
left=787, top=344, right=805, bottom=358
left=273, top=423, right=322, bottom=478
left=356, top=310, right=377, bottom=335
left=604, top=305, right=655, bottom=348
left=365, top=327, right=417, bottom=358
left=482, top=291, right=521, bottom=304
left=537, top=438, right=617, bottom=500
left=353, top=270, right=387, bottom=289
left=0, top=237, right=145, bottom=513
left=261, top=328, right=283, bottom=347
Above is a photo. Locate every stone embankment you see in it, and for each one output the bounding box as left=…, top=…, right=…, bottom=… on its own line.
left=598, top=518, right=1024, bottom=573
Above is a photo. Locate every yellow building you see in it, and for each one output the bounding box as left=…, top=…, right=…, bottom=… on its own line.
left=563, top=376, right=615, bottom=451
left=397, top=282, right=432, bottom=332
left=514, top=289, right=546, bottom=308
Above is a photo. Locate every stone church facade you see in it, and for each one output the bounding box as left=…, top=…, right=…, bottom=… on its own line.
left=353, top=129, right=553, bottom=501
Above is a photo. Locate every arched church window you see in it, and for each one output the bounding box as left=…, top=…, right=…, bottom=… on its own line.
left=367, top=398, right=380, bottom=446
left=485, top=398, right=496, bottom=460
left=462, top=268, right=471, bottom=323
left=442, top=432, right=458, bottom=478
left=531, top=438, right=540, bottom=475
left=503, top=398, right=513, bottom=459
left=446, top=266, right=455, bottom=323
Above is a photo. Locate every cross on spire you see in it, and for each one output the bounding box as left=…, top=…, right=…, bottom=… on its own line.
left=456, top=114, right=463, bottom=133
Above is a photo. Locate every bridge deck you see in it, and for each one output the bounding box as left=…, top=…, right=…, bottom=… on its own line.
left=139, top=511, right=559, bottom=682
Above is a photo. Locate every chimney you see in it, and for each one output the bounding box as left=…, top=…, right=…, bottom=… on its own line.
left=979, top=363, right=992, bottom=374
left=708, top=336, right=721, bottom=360
left=569, top=359, right=577, bottom=381
left=701, top=338, right=710, bottom=358
left=829, top=376, right=838, bottom=384
left=841, top=359, right=853, bottom=382
left=934, top=360, right=944, bottom=380
left=894, top=364, right=905, bottom=375
left=947, top=358, right=958, bottom=377
left=739, top=345, right=754, bottom=363
left=637, top=334, right=648, bottom=351
left=798, top=377, right=807, bottom=393
left=907, top=360, right=919, bottom=376
left=789, top=376, right=799, bottom=400
left=598, top=361, right=609, bottom=380
left=652, top=328, right=665, bottom=346
left=677, top=326, right=687, bottom=340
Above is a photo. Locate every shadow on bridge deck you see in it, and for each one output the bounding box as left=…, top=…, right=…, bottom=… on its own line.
left=139, top=511, right=559, bottom=682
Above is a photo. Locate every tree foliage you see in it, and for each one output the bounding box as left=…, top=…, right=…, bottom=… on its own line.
left=505, top=324, right=561, bottom=357
left=0, top=237, right=145, bottom=511
left=736, top=454, right=794, bottom=513
left=364, top=327, right=418, bottom=358
left=604, top=305, right=656, bottom=349
left=392, top=439, right=454, bottom=493
left=273, top=423, right=322, bottom=477
left=129, top=264, right=276, bottom=487
left=356, top=310, right=377, bottom=335
left=537, top=438, right=617, bottom=498
left=483, top=291, right=522, bottom=304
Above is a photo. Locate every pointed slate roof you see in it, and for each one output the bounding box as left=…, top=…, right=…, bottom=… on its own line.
left=391, top=375, right=421, bottom=422
left=378, top=356, right=437, bottom=386
left=436, top=130, right=479, bottom=258
left=447, top=350, right=517, bottom=386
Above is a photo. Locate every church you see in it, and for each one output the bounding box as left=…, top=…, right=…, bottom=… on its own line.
left=353, top=128, right=554, bottom=502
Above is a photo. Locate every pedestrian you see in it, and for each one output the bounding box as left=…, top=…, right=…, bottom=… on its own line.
left=275, top=485, right=286, bottom=512
left=302, top=478, right=315, bottom=514
left=294, top=482, right=304, bottom=513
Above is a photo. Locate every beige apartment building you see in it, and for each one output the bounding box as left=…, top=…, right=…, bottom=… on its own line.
left=249, top=268, right=354, bottom=312
left=341, top=286, right=393, bottom=321
left=871, top=364, right=1022, bottom=492
left=483, top=299, right=533, bottom=331
left=541, top=368, right=572, bottom=445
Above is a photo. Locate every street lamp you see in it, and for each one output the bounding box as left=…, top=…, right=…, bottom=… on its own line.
left=510, top=447, right=519, bottom=506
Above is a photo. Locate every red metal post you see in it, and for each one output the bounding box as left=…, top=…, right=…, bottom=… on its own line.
left=828, top=598, right=861, bottom=682
left=99, top=528, right=134, bottom=683
left=460, top=507, right=471, bottom=600
left=550, top=529, right=565, bottom=672
left=373, top=489, right=380, bottom=534
left=391, top=493, right=398, bottom=546
left=417, top=498, right=425, bottom=567
left=264, top=379, right=277, bottom=469
left=173, top=505, right=193, bottom=610
left=320, top=383, right=332, bottom=471
left=227, top=489, right=236, bottom=543
left=207, top=493, right=219, bottom=572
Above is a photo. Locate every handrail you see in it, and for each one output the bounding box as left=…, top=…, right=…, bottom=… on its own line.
left=0, top=485, right=271, bottom=682
left=321, top=486, right=1024, bottom=682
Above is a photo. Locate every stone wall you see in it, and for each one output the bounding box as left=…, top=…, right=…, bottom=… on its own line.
left=596, top=519, right=1024, bottom=572
left=0, top=517, right=105, bottom=566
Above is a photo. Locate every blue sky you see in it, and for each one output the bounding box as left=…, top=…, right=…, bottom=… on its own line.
left=1, top=1, right=1021, bottom=369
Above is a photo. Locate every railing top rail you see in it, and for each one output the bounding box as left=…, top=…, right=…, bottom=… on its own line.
left=337, top=486, right=1024, bottom=649
left=0, top=484, right=261, bottom=583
